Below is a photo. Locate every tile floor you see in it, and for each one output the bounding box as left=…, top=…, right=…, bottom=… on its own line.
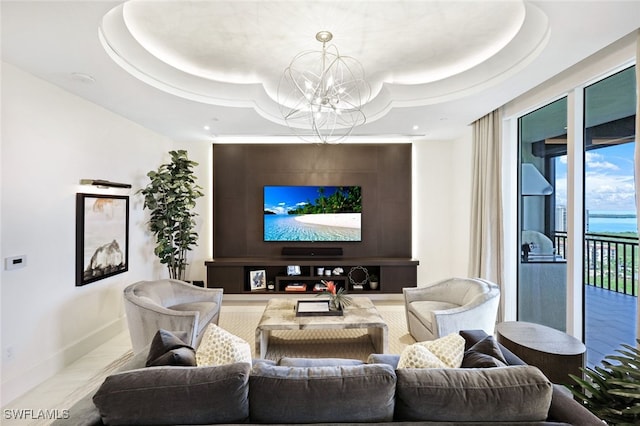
left=1, top=331, right=132, bottom=426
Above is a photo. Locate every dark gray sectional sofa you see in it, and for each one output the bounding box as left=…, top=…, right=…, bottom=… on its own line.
left=54, top=330, right=602, bottom=425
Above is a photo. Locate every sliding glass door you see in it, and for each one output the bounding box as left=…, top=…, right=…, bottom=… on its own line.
left=583, top=66, right=637, bottom=367
left=517, top=65, right=637, bottom=368
left=518, top=98, right=568, bottom=331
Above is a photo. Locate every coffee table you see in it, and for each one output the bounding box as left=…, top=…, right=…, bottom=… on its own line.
left=255, top=297, right=388, bottom=358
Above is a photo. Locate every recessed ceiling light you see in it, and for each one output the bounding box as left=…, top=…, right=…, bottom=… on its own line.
left=412, top=125, right=419, bottom=131
left=204, top=125, right=210, bottom=131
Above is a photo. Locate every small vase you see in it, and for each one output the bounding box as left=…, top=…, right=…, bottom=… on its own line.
left=329, top=298, right=339, bottom=311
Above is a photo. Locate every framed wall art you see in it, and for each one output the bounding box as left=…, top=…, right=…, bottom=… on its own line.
left=76, top=193, right=129, bottom=286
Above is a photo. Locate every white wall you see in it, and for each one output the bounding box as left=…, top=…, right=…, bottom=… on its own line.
left=0, top=63, right=187, bottom=404
left=413, top=130, right=472, bottom=285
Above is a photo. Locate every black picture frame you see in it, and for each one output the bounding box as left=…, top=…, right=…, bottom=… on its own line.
left=76, top=193, right=129, bottom=286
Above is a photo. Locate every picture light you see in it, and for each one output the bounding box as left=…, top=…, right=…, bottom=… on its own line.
left=79, top=179, right=132, bottom=189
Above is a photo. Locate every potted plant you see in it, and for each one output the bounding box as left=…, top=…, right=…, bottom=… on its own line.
left=568, top=339, right=640, bottom=424
left=317, top=280, right=352, bottom=310
left=139, top=150, right=204, bottom=281
left=369, top=274, right=379, bottom=290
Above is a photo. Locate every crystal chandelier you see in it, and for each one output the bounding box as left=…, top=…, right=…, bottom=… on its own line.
left=278, top=31, right=371, bottom=144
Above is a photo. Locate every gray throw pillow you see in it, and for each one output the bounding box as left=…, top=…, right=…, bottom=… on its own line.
left=249, top=363, right=396, bottom=423
left=461, top=335, right=508, bottom=368
left=93, top=363, right=250, bottom=425
left=145, top=329, right=196, bottom=367
left=395, top=365, right=552, bottom=422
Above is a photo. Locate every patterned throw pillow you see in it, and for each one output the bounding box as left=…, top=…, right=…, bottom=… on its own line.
left=196, top=324, right=252, bottom=366
left=397, top=333, right=465, bottom=369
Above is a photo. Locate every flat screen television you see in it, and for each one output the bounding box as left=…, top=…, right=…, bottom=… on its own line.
left=264, top=185, right=362, bottom=242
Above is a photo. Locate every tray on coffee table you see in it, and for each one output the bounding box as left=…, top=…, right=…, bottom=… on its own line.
left=295, top=300, right=343, bottom=317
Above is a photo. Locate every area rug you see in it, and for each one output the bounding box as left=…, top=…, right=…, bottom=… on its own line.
left=219, top=302, right=415, bottom=361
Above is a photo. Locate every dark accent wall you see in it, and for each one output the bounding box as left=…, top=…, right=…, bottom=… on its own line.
left=212, top=143, right=412, bottom=258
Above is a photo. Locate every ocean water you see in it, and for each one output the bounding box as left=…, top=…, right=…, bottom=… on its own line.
left=264, top=215, right=361, bottom=241
left=587, top=215, right=638, bottom=234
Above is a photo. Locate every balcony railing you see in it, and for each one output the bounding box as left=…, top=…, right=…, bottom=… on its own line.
left=554, top=231, right=638, bottom=296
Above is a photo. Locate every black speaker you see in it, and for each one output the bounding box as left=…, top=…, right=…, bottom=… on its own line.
left=281, top=247, right=343, bottom=257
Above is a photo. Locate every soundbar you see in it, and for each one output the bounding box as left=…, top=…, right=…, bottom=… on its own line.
left=281, top=247, right=343, bottom=257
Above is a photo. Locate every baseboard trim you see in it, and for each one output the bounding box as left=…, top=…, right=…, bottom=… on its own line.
left=1, top=317, right=127, bottom=406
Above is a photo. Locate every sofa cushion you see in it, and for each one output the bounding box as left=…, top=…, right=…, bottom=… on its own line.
left=278, top=357, right=364, bottom=367
left=249, top=363, right=396, bottom=423
left=394, top=365, right=552, bottom=422
left=196, top=324, right=252, bottom=366
left=367, top=353, right=401, bottom=369
left=93, top=362, right=250, bottom=425
left=145, top=329, right=196, bottom=367
left=397, top=333, right=465, bottom=368
left=461, top=335, right=508, bottom=368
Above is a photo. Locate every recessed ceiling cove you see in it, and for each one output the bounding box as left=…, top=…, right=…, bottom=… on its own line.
left=99, top=0, right=549, bottom=127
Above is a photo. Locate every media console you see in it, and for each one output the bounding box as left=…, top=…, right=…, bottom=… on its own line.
left=205, top=258, right=419, bottom=294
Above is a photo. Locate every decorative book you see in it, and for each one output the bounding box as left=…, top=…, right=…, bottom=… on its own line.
left=285, top=283, right=307, bottom=292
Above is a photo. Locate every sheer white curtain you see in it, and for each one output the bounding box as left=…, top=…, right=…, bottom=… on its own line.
left=634, top=30, right=640, bottom=341
left=468, top=109, right=504, bottom=322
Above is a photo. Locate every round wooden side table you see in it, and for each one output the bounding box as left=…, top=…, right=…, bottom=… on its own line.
left=496, top=321, right=585, bottom=386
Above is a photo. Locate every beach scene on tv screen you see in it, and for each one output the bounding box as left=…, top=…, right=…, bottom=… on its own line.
left=264, top=186, right=362, bottom=241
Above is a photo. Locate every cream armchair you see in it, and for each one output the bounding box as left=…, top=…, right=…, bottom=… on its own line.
left=403, top=277, right=500, bottom=342
left=123, top=279, right=223, bottom=354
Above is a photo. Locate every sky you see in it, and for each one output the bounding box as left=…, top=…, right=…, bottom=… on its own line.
left=555, top=142, right=636, bottom=212
left=264, top=186, right=346, bottom=214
